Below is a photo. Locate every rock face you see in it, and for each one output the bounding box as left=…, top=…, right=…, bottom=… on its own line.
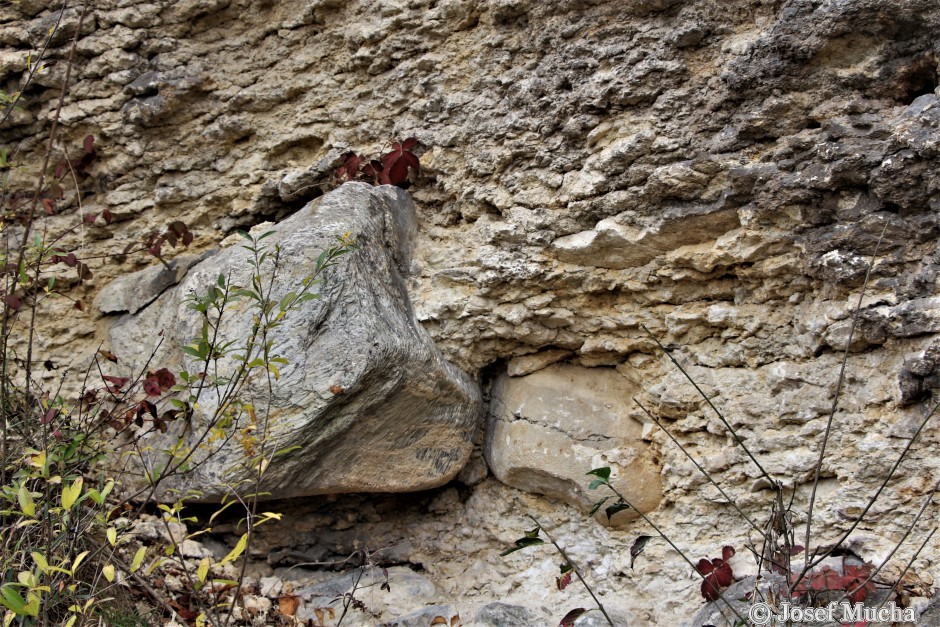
left=4, top=0, right=940, bottom=623
left=104, top=183, right=482, bottom=499
left=486, top=364, right=662, bottom=524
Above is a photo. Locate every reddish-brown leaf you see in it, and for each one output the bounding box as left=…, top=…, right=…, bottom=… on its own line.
left=102, top=375, right=129, bottom=391
left=152, top=368, right=176, bottom=389
left=143, top=378, right=161, bottom=397
left=83, top=134, right=95, bottom=154
left=559, top=608, right=587, bottom=627
left=278, top=595, right=300, bottom=617
left=98, top=349, right=119, bottom=363
left=556, top=571, right=572, bottom=591
left=3, top=294, right=22, bottom=311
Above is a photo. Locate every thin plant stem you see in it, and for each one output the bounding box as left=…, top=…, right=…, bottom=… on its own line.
left=634, top=398, right=766, bottom=539
left=792, top=396, right=940, bottom=592
left=830, top=477, right=939, bottom=608
left=586, top=486, right=748, bottom=625
left=526, top=515, right=616, bottom=627
left=871, top=527, right=936, bottom=617
left=804, top=219, right=888, bottom=569
left=642, top=325, right=775, bottom=485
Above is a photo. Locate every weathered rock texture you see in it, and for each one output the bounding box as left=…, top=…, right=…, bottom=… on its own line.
left=104, top=183, right=482, bottom=499
left=3, top=0, right=940, bottom=623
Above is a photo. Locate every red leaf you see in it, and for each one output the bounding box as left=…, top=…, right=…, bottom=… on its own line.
left=722, top=546, right=735, bottom=562
left=335, top=152, right=363, bottom=180
left=143, top=378, right=161, bottom=397
left=696, top=558, right=715, bottom=576
left=809, top=566, right=841, bottom=591
left=84, top=212, right=97, bottom=224
left=102, top=375, right=129, bottom=392
left=559, top=608, right=587, bottom=627
left=54, top=163, right=66, bottom=180
left=83, top=134, right=95, bottom=154
left=713, top=562, right=734, bottom=587
left=401, top=137, right=418, bottom=150
left=556, top=571, right=572, bottom=591
left=701, top=577, right=723, bottom=601
left=41, top=408, right=57, bottom=424
left=42, top=198, right=56, bottom=214
left=102, top=208, right=113, bottom=224
left=381, top=141, right=421, bottom=187
left=152, top=368, right=176, bottom=389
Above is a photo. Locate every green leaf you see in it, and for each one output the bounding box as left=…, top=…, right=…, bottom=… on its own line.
left=219, top=533, right=248, bottom=565
left=0, top=585, right=28, bottom=616
left=181, top=345, right=205, bottom=358
left=217, top=274, right=225, bottom=288
left=588, top=479, right=608, bottom=490
left=500, top=537, right=546, bottom=557
left=279, top=292, right=297, bottom=312
left=604, top=502, right=632, bottom=519
left=586, top=467, right=611, bottom=481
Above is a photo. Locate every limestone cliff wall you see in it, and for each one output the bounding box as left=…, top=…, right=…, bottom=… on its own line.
left=2, top=0, right=940, bottom=623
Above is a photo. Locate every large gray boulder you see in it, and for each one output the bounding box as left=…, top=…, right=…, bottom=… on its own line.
left=103, top=183, right=482, bottom=500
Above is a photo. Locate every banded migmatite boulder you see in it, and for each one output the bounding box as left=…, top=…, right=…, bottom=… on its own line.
left=101, top=183, right=482, bottom=500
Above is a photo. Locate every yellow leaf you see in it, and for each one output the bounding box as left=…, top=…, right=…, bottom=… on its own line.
left=219, top=533, right=248, bottom=565
left=61, top=477, right=83, bottom=511
left=106, top=527, right=117, bottom=547
left=63, top=616, right=76, bottom=627
left=196, top=557, right=210, bottom=584
left=71, top=551, right=89, bottom=574
left=131, top=547, right=146, bottom=572
left=102, top=564, right=114, bottom=583
left=30, top=552, right=48, bottom=573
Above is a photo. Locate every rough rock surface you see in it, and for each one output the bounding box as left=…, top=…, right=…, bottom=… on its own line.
left=486, top=364, right=662, bottom=524
left=3, top=0, right=940, bottom=623
left=105, top=183, right=481, bottom=499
